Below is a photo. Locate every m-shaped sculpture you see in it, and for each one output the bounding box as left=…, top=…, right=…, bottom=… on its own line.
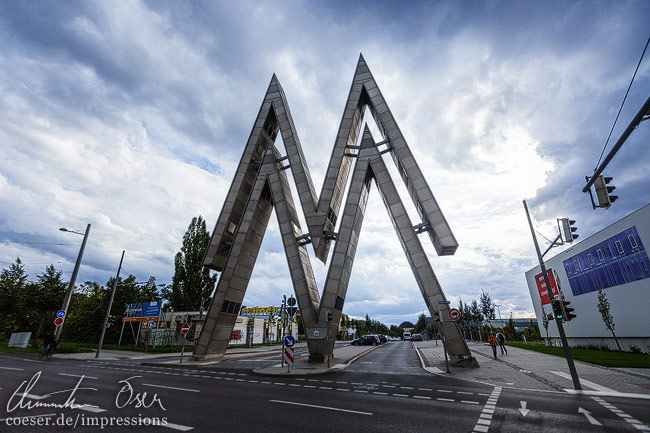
left=193, top=55, right=477, bottom=367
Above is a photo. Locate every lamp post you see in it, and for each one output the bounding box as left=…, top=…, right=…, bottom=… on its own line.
left=494, top=304, right=502, bottom=320
left=96, top=250, right=124, bottom=358
left=55, top=224, right=91, bottom=341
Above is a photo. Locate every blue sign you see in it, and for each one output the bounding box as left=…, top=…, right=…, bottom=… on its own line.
left=124, top=301, right=162, bottom=319
left=148, top=321, right=155, bottom=329
left=563, top=226, right=650, bottom=296
left=56, top=310, right=66, bottom=318
left=438, top=300, right=451, bottom=304
left=283, top=335, right=295, bottom=348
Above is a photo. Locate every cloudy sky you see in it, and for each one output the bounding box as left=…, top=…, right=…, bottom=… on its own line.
left=1, top=1, right=648, bottom=325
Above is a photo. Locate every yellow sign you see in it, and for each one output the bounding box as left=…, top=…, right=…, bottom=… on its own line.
left=241, top=306, right=280, bottom=316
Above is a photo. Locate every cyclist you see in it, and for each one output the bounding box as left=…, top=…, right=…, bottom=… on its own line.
left=42, top=332, right=56, bottom=357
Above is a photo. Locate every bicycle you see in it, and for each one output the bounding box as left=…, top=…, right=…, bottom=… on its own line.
left=39, top=340, right=58, bottom=361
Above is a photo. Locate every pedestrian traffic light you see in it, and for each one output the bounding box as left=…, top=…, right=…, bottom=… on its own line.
left=551, top=299, right=564, bottom=321
left=559, top=218, right=578, bottom=243
left=562, top=300, right=576, bottom=321
left=594, top=174, right=618, bottom=209
left=327, top=311, right=332, bottom=322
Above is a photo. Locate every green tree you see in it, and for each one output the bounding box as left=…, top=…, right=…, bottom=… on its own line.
left=480, top=289, right=495, bottom=324
left=504, top=313, right=517, bottom=341
left=0, top=258, right=29, bottom=337
left=469, top=300, right=483, bottom=341
left=165, top=216, right=217, bottom=312
left=413, top=313, right=427, bottom=333
left=597, top=289, right=621, bottom=351
left=28, top=265, right=67, bottom=344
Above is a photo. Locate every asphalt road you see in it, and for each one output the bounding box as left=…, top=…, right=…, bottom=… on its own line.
left=1, top=342, right=648, bottom=432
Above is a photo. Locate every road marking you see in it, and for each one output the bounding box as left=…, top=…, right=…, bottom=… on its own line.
left=269, top=399, right=372, bottom=415
left=142, top=384, right=200, bottom=393
left=550, top=371, right=617, bottom=392
left=289, top=384, right=301, bottom=387
left=473, top=386, right=502, bottom=433
left=418, top=387, right=433, bottom=391
left=353, top=390, right=368, bottom=393
left=414, top=396, right=431, bottom=400
left=393, top=393, right=408, bottom=397
left=578, top=407, right=601, bottom=425
left=336, top=388, right=350, bottom=392
left=164, top=422, right=195, bottom=431
left=400, top=386, right=414, bottom=390
left=383, top=385, right=396, bottom=388
left=248, top=380, right=259, bottom=383
left=0, top=366, right=23, bottom=370
left=458, top=391, right=473, bottom=395
left=373, top=392, right=388, bottom=395
left=319, top=387, right=333, bottom=390
left=437, top=398, right=454, bottom=402
left=591, top=397, right=649, bottom=431
left=303, top=385, right=316, bottom=389
left=462, top=401, right=480, bottom=405
left=519, top=401, right=530, bottom=417
left=437, top=389, right=453, bottom=393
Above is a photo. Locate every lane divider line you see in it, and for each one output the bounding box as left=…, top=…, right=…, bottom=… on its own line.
left=591, top=396, right=650, bottom=431
left=269, top=399, right=373, bottom=415
left=472, top=386, right=502, bottom=433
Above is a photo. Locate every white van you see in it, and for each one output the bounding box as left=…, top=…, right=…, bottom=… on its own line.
left=402, top=332, right=411, bottom=341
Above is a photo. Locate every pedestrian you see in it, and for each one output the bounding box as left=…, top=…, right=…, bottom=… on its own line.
left=496, top=330, right=507, bottom=354
left=488, top=332, right=498, bottom=359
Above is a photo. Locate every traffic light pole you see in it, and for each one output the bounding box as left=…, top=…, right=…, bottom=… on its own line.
left=96, top=250, right=125, bottom=359
left=523, top=201, right=581, bottom=390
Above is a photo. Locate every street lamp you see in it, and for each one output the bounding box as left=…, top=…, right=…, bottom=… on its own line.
left=55, top=224, right=91, bottom=341
left=494, top=304, right=502, bottom=320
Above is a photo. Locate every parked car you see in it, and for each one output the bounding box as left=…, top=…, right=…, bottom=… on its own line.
left=402, top=332, right=411, bottom=341
left=351, top=335, right=380, bottom=346
left=377, top=334, right=388, bottom=344
left=410, top=333, right=423, bottom=341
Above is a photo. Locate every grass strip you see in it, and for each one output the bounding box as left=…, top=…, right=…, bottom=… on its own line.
left=508, top=342, right=650, bottom=368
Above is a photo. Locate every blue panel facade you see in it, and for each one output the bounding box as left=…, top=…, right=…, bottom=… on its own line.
left=563, top=226, right=650, bottom=296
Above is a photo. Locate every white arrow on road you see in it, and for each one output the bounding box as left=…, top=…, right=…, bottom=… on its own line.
left=519, top=401, right=529, bottom=416
left=578, top=407, right=602, bottom=426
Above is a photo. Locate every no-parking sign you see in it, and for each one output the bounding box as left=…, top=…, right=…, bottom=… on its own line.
left=448, top=308, right=461, bottom=321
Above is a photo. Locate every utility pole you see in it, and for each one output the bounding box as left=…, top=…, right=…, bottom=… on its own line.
left=523, top=200, right=581, bottom=390
left=96, top=250, right=125, bottom=358
left=55, top=224, right=91, bottom=341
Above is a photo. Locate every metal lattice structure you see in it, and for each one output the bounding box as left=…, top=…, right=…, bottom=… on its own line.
left=193, top=55, right=477, bottom=366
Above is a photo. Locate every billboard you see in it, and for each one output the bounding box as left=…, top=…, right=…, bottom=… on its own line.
left=122, top=301, right=162, bottom=322
left=240, top=306, right=280, bottom=316
left=535, top=269, right=560, bottom=305
left=563, top=226, right=650, bottom=296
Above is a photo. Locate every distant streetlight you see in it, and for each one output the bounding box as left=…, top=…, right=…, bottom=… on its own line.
left=55, top=224, right=91, bottom=341
left=494, top=304, right=502, bottom=320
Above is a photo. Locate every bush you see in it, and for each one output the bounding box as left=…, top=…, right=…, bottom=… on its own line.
left=575, top=343, right=610, bottom=351
left=629, top=345, right=643, bottom=354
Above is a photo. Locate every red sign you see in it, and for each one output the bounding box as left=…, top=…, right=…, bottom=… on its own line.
left=535, top=269, right=560, bottom=305
left=181, top=324, right=190, bottom=335
left=448, top=308, right=461, bottom=321
left=284, top=347, right=294, bottom=365
left=54, top=317, right=64, bottom=326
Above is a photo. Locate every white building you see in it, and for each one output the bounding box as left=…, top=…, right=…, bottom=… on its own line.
left=525, top=204, right=650, bottom=352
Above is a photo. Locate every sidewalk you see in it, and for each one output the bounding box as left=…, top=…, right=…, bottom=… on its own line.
left=415, top=340, right=650, bottom=398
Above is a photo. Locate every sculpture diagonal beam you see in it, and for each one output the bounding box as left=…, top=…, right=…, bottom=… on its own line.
left=194, top=55, right=477, bottom=366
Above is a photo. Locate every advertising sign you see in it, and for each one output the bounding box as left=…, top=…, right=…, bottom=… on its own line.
left=122, top=301, right=162, bottom=322
left=240, top=306, right=281, bottom=316
left=535, top=269, right=560, bottom=305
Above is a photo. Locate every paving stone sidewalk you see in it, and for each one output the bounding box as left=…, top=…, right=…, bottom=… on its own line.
left=415, top=340, right=650, bottom=396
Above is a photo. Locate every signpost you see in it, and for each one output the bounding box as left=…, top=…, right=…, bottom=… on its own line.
left=180, top=324, right=190, bottom=364
left=283, top=335, right=295, bottom=372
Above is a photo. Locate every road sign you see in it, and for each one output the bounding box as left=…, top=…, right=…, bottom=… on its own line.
left=148, top=321, right=155, bottom=329
left=54, top=317, right=64, bottom=326
left=438, top=300, right=451, bottom=304
left=283, top=335, right=295, bottom=348
left=284, top=347, right=294, bottom=366
left=56, top=310, right=66, bottom=318
left=286, top=306, right=298, bottom=319
left=181, top=324, right=190, bottom=335
left=448, top=308, right=461, bottom=321
left=287, top=296, right=297, bottom=306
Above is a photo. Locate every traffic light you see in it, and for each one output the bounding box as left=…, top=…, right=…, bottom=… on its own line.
left=594, top=174, right=618, bottom=209
left=327, top=311, right=333, bottom=322
left=559, top=218, right=578, bottom=243
left=562, top=300, right=576, bottom=321
left=551, top=299, right=564, bottom=321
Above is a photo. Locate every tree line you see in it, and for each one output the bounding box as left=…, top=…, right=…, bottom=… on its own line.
left=0, top=216, right=216, bottom=346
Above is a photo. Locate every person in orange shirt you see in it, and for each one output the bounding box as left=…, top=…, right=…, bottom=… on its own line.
left=488, top=332, right=498, bottom=359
